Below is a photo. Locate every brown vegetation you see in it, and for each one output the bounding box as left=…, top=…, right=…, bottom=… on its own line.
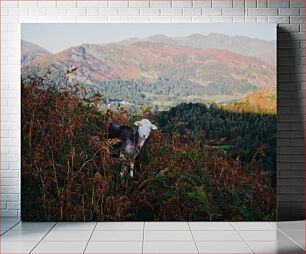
left=21, top=78, right=275, bottom=221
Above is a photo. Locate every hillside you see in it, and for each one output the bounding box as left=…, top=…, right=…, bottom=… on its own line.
left=21, top=40, right=50, bottom=66
left=22, top=41, right=276, bottom=106
left=120, top=33, right=276, bottom=66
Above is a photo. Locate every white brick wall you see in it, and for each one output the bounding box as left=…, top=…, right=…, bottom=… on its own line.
left=0, top=0, right=305, bottom=219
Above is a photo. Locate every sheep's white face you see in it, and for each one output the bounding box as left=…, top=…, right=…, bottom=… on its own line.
left=135, top=119, right=157, bottom=141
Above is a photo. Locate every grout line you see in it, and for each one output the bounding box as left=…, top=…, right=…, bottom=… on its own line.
left=276, top=227, right=306, bottom=251
left=83, top=222, right=98, bottom=254
left=187, top=221, right=200, bottom=254
left=230, top=222, right=256, bottom=254
left=29, top=222, right=57, bottom=254
left=0, top=219, right=21, bottom=236
left=142, top=221, right=145, bottom=254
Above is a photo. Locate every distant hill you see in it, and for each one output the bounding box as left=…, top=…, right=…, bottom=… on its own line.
left=239, top=86, right=276, bottom=113
left=21, top=37, right=276, bottom=108
left=120, top=33, right=276, bottom=66
left=21, top=40, right=50, bottom=66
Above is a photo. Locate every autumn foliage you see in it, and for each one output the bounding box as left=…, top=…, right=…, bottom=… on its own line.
left=21, top=78, right=276, bottom=221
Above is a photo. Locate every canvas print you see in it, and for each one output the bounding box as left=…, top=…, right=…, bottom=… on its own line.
left=21, top=23, right=276, bottom=221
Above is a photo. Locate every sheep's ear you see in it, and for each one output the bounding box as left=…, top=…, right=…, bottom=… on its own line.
left=134, top=121, right=141, bottom=126
left=151, top=124, right=157, bottom=130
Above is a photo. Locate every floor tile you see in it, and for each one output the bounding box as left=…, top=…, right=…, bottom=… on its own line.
left=231, top=222, right=275, bottom=231
left=276, top=221, right=305, bottom=231
left=85, top=241, right=143, bottom=253
left=1, top=221, right=21, bottom=234
left=42, top=230, right=92, bottom=242
left=32, top=241, right=87, bottom=253
left=0, top=241, right=37, bottom=253
left=52, top=222, right=96, bottom=231
left=282, top=230, right=305, bottom=249
left=12, top=222, right=55, bottom=231
left=144, top=230, right=193, bottom=241
left=90, top=230, right=143, bottom=241
left=145, top=221, right=189, bottom=231
left=239, top=230, right=291, bottom=241
left=0, top=230, right=47, bottom=242
left=95, top=222, right=144, bottom=231
left=249, top=240, right=304, bottom=253
left=143, top=241, right=198, bottom=253
left=193, top=230, right=243, bottom=241
left=197, top=241, right=253, bottom=253
left=189, top=222, right=234, bottom=231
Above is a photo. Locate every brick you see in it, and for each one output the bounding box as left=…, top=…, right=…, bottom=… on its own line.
left=56, top=16, right=77, bottom=22
left=172, top=16, right=193, bottom=22
left=0, top=178, right=19, bottom=186
left=233, top=0, right=244, bottom=7
left=183, top=8, right=202, bottom=16
left=1, top=8, right=8, bottom=16
left=257, top=0, right=267, bottom=7
left=161, top=8, right=183, bottom=16
left=192, top=16, right=212, bottom=22
left=0, top=210, right=18, bottom=217
left=247, top=8, right=278, bottom=15
left=0, top=171, right=19, bottom=178
left=222, top=8, right=245, bottom=15
left=8, top=8, right=29, bottom=16
left=290, top=0, right=305, bottom=7
left=212, top=16, right=233, bottom=22
left=56, top=1, right=77, bottom=8
left=140, top=8, right=160, bottom=16
left=172, top=0, right=192, bottom=7
left=233, top=16, right=245, bottom=22
left=290, top=16, right=305, bottom=23
left=7, top=202, right=20, bottom=210
left=150, top=16, right=172, bottom=22
left=29, top=8, right=48, bottom=16
left=1, top=202, right=7, bottom=210
left=118, top=8, right=140, bottom=16
left=47, top=8, right=67, bottom=16
left=67, top=8, right=87, bottom=16
left=19, top=1, right=39, bottom=8
left=76, top=16, right=107, bottom=23
left=245, top=0, right=256, bottom=7
left=129, top=1, right=149, bottom=7
left=268, top=16, right=290, bottom=23
left=99, top=8, right=118, bottom=16
left=278, top=8, right=300, bottom=15
left=257, top=16, right=268, bottom=22
left=0, top=194, right=19, bottom=202
left=268, top=0, right=290, bottom=8
left=1, top=186, right=20, bottom=194
left=202, top=8, right=221, bottom=15
left=193, top=0, right=211, bottom=7
left=39, top=1, right=57, bottom=8
left=1, top=1, right=18, bottom=8
left=108, top=0, right=129, bottom=8
left=212, top=0, right=233, bottom=7
left=86, top=8, right=99, bottom=16
left=77, top=1, right=107, bottom=8
left=150, top=0, right=172, bottom=7
left=245, top=16, right=257, bottom=22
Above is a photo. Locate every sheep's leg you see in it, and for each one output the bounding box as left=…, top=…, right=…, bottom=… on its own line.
left=129, top=162, right=134, bottom=178
left=120, top=165, right=127, bottom=178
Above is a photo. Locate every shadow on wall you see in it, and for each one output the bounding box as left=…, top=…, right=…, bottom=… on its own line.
left=276, top=27, right=305, bottom=221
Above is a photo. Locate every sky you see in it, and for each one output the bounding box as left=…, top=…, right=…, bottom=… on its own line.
left=21, top=23, right=277, bottom=53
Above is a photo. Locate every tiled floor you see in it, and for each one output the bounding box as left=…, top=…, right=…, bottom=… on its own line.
left=0, top=218, right=304, bottom=253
